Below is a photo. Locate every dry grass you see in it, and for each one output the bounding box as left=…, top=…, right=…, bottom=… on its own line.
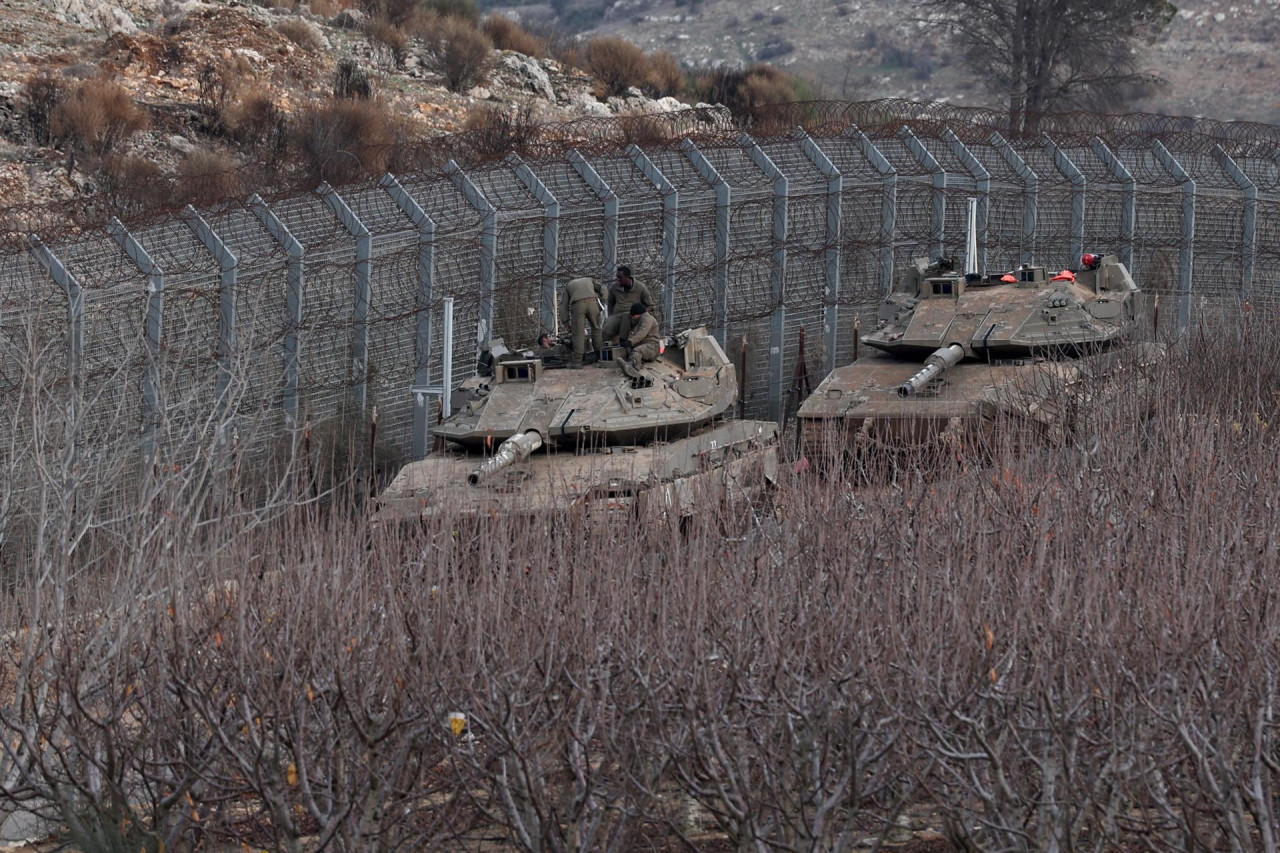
left=176, top=148, right=243, bottom=206
left=51, top=78, right=148, bottom=162
left=365, top=16, right=408, bottom=67
left=419, top=15, right=492, bottom=93
left=293, top=96, right=397, bottom=183
left=275, top=16, right=325, bottom=51
left=582, top=35, right=649, bottom=96
left=644, top=49, right=685, bottom=97
left=481, top=14, right=545, bottom=57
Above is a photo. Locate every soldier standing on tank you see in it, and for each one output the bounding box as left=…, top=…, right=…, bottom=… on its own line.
left=603, top=265, right=655, bottom=344
left=559, top=276, right=604, bottom=369
left=619, top=303, right=662, bottom=379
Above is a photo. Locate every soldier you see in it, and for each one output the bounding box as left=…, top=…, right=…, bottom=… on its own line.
left=603, top=265, right=656, bottom=344
left=619, top=303, right=662, bottom=379
left=559, top=276, right=604, bottom=368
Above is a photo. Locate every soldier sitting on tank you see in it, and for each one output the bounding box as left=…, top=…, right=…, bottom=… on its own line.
left=618, top=304, right=661, bottom=381
left=603, top=265, right=656, bottom=344
left=559, top=276, right=604, bottom=369
left=535, top=332, right=571, bottom=366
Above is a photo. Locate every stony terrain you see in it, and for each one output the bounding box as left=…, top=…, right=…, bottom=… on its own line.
left=0, top=0, right=704, bottom=209
left=577, top=0, right=1280, bottom=123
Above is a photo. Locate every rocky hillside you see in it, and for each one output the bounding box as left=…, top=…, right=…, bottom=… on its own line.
left=575, top=0, right=1280, bottom=123
left=0, top=0, right=709, bottom=211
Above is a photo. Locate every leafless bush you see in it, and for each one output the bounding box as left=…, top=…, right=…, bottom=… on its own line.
left=693, top=63, right=799, bottom=124
left=482, top=14, right=546, bottom=56
left=275, top=16, right=326, bottom=51
left=226, top=92, right=289, bottom=163
left=175, top=149, right=243, bottom=207
left=50, top=78, right=149, bottom=173
left=292, top=97, right=397, bottom=184
left=22, top=71, right=67, bottom=146
left=461, top=101, right=540, bottom=158
left=581, top=35, right=649, bottom=97
left=332, top=56, right=374, bottom=99
left=644, top=50, right=684, bottom=97
left=419, top=16, right=493, bottom=93
left=97, top=153, right=171, bottom=212
left=195, top=59, right=242, bottom=121
left=365, top=16, right=408, bottom=67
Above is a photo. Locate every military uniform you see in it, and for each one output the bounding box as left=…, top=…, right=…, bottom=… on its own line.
left=559, top=277, right=603, bottom=365
left=621, top=311, right=662, bottom=377
left=602, top=281, right=656, bottom=342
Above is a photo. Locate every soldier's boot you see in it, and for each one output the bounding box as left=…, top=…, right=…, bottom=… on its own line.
left=619, top=359, right=642, bottom=379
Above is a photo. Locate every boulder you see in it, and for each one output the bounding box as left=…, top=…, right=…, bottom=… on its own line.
left=329, top=7, right=365, bottom=28
left=46, top=0, right=138, bottom=32
left=499, top=53, right=556, bottom=101
left=566, top=90, right=610, bottom=118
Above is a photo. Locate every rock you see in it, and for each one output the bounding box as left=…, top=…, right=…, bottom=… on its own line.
left=566, top=90, right=610, bottom=117
left=166, top=134, right=194, bottom=154
left=468, top=86, right=492, bottom=100
left=623, top=85, right=644, bottom=98
left=330, top=7, right=365, bottom=28
left=653, top=96, right=684, bottom=113
left=46, top=0, right=139, bottom=32
left=499, top=53, right=556, bottom=101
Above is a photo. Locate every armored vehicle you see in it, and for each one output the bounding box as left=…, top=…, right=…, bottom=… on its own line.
left=797, top=249, right=1158, bottom=461
left=376, top=327, right=778, bottom=521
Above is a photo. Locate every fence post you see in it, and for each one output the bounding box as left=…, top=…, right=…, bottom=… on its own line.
left=445, top=160, right=496, bottom=354
left=899, top=126, right=946, bottom=260
left=569, top=148, right=619, bottom=297
left=1089, top=137, right=1137, bottom=272
left=1042, top=136, right=1086, bottom=267
left=847, top=126, right=897, bottom=295
left=681, top=139, right=731, bottom=348
left=182, top=206, right=237, bottom=412
left=317, top=183, right=372, bottom=413
left=797, top=129, right=843, bottom=375
left=107, top=217, right=164, bottom=462
left=29, top=236, right=84, bottom=439
left=249, top=194, right=305, bottom=430
left=381, top=173, right=438, bottom=459
left=1153, top=141, right=1196, bottom=331
left=742, top=133, right=789, bottom=424
left=990, top=132, right=1038, bottom=264
left=1213, top=145, right=1257, bottom=304
left=943, top=128, right=991, bottom=273
left=508, top=153, right=560, bottom=337
left=626, top=144, right=679, bottom=333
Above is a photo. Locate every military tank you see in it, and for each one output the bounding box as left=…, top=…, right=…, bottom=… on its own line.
left=376, top=327, right=778, bottom=521
left=797, top=243, right=1160, bottom=463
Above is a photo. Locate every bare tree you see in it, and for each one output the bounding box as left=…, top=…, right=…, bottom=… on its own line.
left=913, top=0, right=1176, bottom=132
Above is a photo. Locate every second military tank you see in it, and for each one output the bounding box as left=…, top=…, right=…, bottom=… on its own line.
left=376, top=327, right=778, bottom=521
left=797, top=245, right=1161, bottom=464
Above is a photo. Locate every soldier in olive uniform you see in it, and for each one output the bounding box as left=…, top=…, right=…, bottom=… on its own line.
left=559, top=276, right=604, bottom=368
left=619, top=303, right=662, bottom=379
left=602, top=265, right=656, bottom=344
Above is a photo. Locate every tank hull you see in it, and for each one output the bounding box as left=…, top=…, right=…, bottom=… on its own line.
left=376, top=420, right=779, bottom=523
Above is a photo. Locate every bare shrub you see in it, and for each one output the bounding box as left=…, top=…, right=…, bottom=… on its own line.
left=51, top=78, right=148, bottom=173
left=365, top=17, right=408, bottom=67
left=420, top=0, right=478, bottom=23
left=481, top=14, right=545, bottom=56
left=694, top=63, right=797, bottom=123
left=461, top=101, right=539, bottom=159
left=644, top=49, right=684, bottom=97
left=97, top=153, right=171, bottom=213
left=292, top=97, right=396, bottom=184
left=226, top=92, right=288, bottom=162
left=420, top=16, right=493, bottom=93
left=176, top=149, right=243, bottom=206
left=195, top=59, right=242, bottom=123
left=275, top=16, right=325, bottom=51
left=333, top=56, right=373, bottom=99
left=582, top=35, right=649, bottom=96
left=307, top=0, right=340, bottom=16
left=22, top=71, right=67, bottom=146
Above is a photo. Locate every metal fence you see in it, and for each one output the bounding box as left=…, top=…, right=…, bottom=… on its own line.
left=1, top=100, right=1274, bottom=471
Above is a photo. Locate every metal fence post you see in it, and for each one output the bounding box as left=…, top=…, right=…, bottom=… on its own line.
left=1153, top=141, right=1196, bottom=330
left=899, top=126, right=946, bottom=259
left=1214, top=145, right=1257, bottom=303
left=249, top=194, right=305, bottom=429
left=626, top=144, right=679, bottom=333
left=742, top=133, right=789, bottom=423
left=107, top=217, right=164, bottom=461
left=317, top=183, right=372, bottom=413
left=1042, top=136, right=1086, bottom=266
left=681, top=139, right=731, bottom=347
left=1089, top=137, right=1137, bottom=271
left=29, top=236, right=84, bottom=428
left=991, top=132, right=1038, bottom=264
left=508, top=154, right=560, bottom=337
left=943, top=128, right=991, bottom=272
left=381, top=173, right=438, bottom=459
left=445, top=160, right=497, bottom=353
left=182, top=206, right=237, bottom=411
left=569, top=148, right=619, bottom=293
left=797, top=129, right=843, bottom=374
left=847, top=126, right=897, bottom=295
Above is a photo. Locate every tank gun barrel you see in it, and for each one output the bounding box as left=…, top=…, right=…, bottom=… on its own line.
left=468, top=431, right=544, bottom=485
left=897, top=344, right=964, bottom=398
